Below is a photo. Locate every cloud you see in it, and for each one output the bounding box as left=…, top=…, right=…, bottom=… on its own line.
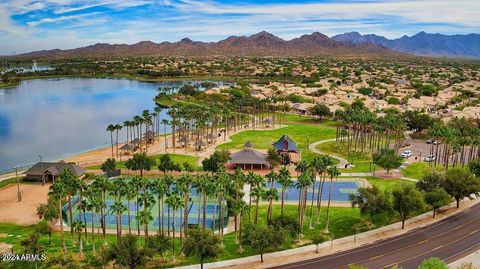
left=0, top=0, right=479, bottom=54
left=26, top=12, right=102, bottom=27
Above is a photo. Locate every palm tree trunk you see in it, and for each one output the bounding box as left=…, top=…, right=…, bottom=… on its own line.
left=325, top=177, right=334, bottom=232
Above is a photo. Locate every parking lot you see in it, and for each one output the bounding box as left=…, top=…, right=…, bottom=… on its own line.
left=399, top=139, right=438, bottom=162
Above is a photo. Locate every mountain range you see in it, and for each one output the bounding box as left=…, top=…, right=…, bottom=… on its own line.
left=332, top=31, right=480, bottom=58
left=7, top=31, right=480, bottom=59
left=10, top=31, right=399, bottom=59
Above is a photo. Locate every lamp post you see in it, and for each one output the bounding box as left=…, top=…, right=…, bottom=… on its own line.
left=15, top=166, right=22, bottom=202
left=39, top=155, right=45, bottom=186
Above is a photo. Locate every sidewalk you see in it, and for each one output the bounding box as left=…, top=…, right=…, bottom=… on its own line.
left=449, top=250, right=480, bottom=268
left=177, top=198, right=480, bottom=269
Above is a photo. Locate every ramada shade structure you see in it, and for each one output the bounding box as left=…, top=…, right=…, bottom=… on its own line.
left=24, top=160, right=86, bottom=182
left=274, top=134, right=298, bottom=153
left=229, top=141, right=270, bottom=170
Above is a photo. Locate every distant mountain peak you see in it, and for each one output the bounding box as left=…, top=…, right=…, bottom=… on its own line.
left=332, top=31, right=480, bottom=58
left=180, top=38, right=194, bottom=44
left=249, top=31, right=284, bottom=41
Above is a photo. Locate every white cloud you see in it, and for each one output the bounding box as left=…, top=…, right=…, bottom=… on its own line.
left=0, top=0, right=479, bottom=54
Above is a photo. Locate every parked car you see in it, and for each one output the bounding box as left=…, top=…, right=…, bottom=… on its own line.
left=426, top=139, right=433, bottom=144
left=433, top=140, right=442, bottom=145
left=424, top=155, right=436, bottom=162
left=401, top=150, right=412, bottom=157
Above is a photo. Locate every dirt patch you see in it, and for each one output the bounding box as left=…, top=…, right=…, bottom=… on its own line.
left=0, top=183, right=50, bottom=225
left=372, top=169, right=402, bottom=179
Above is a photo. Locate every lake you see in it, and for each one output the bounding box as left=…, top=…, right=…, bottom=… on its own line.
left=0, top=78, right=221, bottom=173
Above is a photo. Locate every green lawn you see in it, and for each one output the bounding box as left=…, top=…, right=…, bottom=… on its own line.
left=366, top=177, right=415, bottom=193
left=401, top=162, right=444, bottom=180
left=0, top=202, right=400, bottom=268
left=87, top=154, right=200, bottom=170
left=217, top=124, right=336, bottom=162
left=316, top=141, right=372, bottom=173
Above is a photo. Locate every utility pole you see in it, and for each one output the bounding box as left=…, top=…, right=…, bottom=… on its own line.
left=15, top=166, right=22, bottom=202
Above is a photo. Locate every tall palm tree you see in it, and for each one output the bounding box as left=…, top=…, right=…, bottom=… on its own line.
left=264, top=188, right=279, bottom=222
left=124, top=181, right=136, bottom=235
left=109, top=200, right=126, bottom=240
left=62, top=169, right=80, bottom=247
left=107, top=124, right=116, bottom=157
left=150, top=178, right=168, bottom=235
left=130, top=176, right=142, bottom=235
left=85, top=188, right=101, bottom=252
left=93, top=176, right=110, bottom=245
left=316, top=155, right=333, bottom=224
left=161, top=119, right=169, bottom=152
left=138, top=190, right=155, bottom=236
left=154, top=106, right=163, bottom=142
left=325, top=166, right=340, bottom=232
left=177, top=174, right=192, bottom=239
left=73, top=220, right=86, bottom=255
left=295, top=167, right=313, bottom=228
left=277, top=166, right=292, bottom=216
left=166, top=193, right=184, bottom=262
left=49, top=180, right=67, bottom=253
left=114, top=124, right=122, bottom=158
left=251, top=185, right=265, bottom=225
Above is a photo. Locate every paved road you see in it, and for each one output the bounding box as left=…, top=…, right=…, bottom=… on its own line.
left=273, top=202, right=480, bottom=269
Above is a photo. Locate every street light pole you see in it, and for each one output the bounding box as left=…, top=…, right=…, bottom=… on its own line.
left=15, top=166, right=22, bottom=202
left=39, top=155, right=45, bottom=186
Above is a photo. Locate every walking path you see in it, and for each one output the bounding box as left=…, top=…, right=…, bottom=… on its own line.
left=449, top=250, right=480, bottom=268
left=308, top=139, right=348, bottom=168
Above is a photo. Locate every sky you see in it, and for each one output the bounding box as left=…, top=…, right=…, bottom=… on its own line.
left=0, top=0, right=479, bottom=55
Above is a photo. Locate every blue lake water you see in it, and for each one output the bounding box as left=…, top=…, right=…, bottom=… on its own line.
left=0, top=78, right=223, bottom=172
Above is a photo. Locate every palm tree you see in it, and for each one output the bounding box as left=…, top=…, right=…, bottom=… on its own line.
left=150, top=178, right=168, bottom=235
left=177, top=174, right=192, bottom=239
left=73, top=219, right=86, bottom=255
left=62, top=169, right=80, bottom=247
left=277, top=166, right=292, bottom=216
left=316, top=155, right=333, bottom=224
left=49, top=180, right=67, bottom=253
left=154, top=106, right=163, bottom=142
left=162, top=119, right=169, bottom=152
left=109, top=200, right=127, bottom=240
left=107, top=124, right=116, bottom=157
left=124, top=181, right=136, bottom=235
left=264, top=188, right=279, bottom=222
left=114, top=124, right=122, bottom=158
left=325, top=166, right=340, bottom=232
left=130, top=176, right=142, bottom=235
left=85, top=188, right=101, bottom=252
left=295, top=167, right=313, bottom=227
left=138, top=189, right=155, bottom=236
left=251, top=185, right=265, bottom=225
left=166, top=193, right=184, bottom=262
left=93, top=176, right=110, bottom=245
left=246, top=172, right=263, bottom=222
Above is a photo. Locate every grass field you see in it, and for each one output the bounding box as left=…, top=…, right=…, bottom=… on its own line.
left=366, top=177, right=415, bottom=193
left=316, top=141, right=372, bottom=173
left=217, top=124, right=336, bottom=161
left=0, top=205, right=378, bottom=268
left=87, top=154, right=200, bottom=171
left=401, top=162, right=444, bottom=180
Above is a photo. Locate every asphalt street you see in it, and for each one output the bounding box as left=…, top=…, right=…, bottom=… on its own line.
left=273, top=203, right=480, bottom=269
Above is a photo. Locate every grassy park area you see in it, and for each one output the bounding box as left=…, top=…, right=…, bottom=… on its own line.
left=0, top=203, right=398, bottom=268
left=217, top=123, right=336, bottom=161
left=401, top=162, right=444, bottom=179
left=315, top=141, right=373, bottom=173
left=87, top=154, right=200, bottom=171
